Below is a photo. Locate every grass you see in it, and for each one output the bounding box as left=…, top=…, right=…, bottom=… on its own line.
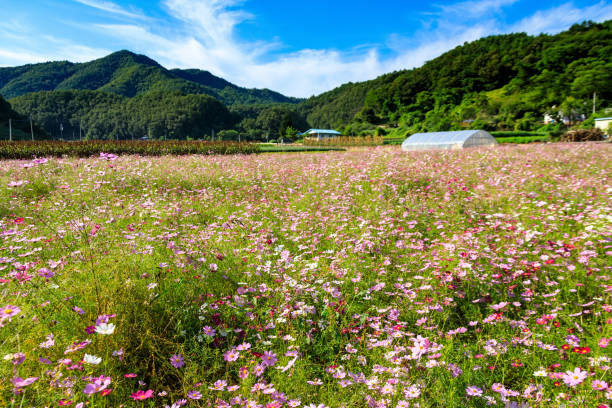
left=258, top=144, right=346, bottom=153
left=0, top=143, right=610, bottom=407
left=495, top=135, right=550, bottom=144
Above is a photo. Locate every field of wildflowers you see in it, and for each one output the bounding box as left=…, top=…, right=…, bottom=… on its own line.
left=0, top=143, right=610, bottom=408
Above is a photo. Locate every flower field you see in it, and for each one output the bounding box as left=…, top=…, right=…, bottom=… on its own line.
left=0, top=143, right=610, bottom=407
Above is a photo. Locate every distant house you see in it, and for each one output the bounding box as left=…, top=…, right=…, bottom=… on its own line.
left=594, top=117, right=612, bottom=134
left=544, top=112, right=586, bottom=125
left=401, top=130, right=497, bottom=151
left=299, top=129, right=341, bottom=140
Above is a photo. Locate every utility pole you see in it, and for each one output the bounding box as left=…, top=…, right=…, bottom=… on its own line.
left=593, top=92, right=597, bottom=114
left=30, top=117, right=34, bottom=141
left=9, top=119, right=12, bottom=141
left=79, top=122, right=82, bottom=141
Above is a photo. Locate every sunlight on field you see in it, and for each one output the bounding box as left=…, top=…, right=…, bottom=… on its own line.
left=0, top=144, right=610, bottom=407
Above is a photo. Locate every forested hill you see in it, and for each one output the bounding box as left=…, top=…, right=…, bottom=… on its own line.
left=299, top=20, right=612, bottom=134
left=0, top=50, right=299, bottom=106
left=0, top=94, right=44, bottom=140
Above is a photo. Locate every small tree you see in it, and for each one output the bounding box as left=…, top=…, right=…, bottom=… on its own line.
left=284, top=126, right=298, bottom=141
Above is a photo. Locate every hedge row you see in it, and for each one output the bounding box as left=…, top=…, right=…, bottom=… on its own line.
left=0, top=140, right=260, bottom=160
left=302, top=136, right=384, bottom=147
left=490, top=131, right=548, bottom=137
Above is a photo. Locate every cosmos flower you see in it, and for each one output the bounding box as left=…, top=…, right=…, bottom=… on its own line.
left=170, top=354, right=184, bottom=368
left=95, top=322, right=116, bottom=335
left=83, top=354, right=102, bottom=365
left=224, top=349, right=240, bottom=362
left=11, top=376, right=38, bottom=388
left=1, top=305, right=20, bottom=321
left=261, top=350, right=277, bottom=367
left=562, top=367, right=588, bottom=387
left=466, top=386, right=483, bottom=396
left=187, top=390, right=202, bottom=399
left=130, top=389, right=154, bottom=400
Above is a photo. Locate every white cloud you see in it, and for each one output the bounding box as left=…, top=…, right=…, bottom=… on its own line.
left=73, top=0, right=148, bottom=19
left=2, top=0, right=612, bottom=96
left=511, top=1, right=612, bottom=35
left=434, top=0, right=519, bottom=18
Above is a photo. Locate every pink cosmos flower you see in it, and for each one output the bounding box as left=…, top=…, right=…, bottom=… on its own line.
left=592, top=380, right=608, bottom=391
left=1, top=305, right=21, bottom=321
left=239, top=366, right=249, bottom=380
left=562, top=367, right=587, bottom=387
left=224, top=349, right=240, bottom=362
left=466, top=386, right=483, bottom=396
left=187, top=390, right=202, bottom=400
left=9, top=352, right=25, bottom=365
left=202, top=326, right=216, bottom=336
left=83, top=375, right=112, bottom=395
left=12, top=376, right=38, bottom=388
left=261, top=350, right=277, bottom=367
left=170, top=354, right=184, bottom=368
left=209, top=379, right=227, bottom=391
left=130, top=389, right=154, bottom=400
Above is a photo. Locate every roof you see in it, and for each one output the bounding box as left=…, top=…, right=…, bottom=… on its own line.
left=402, top=130, right=497, bottom=151
left=404, top=130, right=483, bottom=144
left=594, top=117, right=612, bottom=121
left=301, top=129, right=341, bottom=135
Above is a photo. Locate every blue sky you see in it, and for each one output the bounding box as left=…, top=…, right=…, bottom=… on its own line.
left=1, top=0, right=611, bottom=97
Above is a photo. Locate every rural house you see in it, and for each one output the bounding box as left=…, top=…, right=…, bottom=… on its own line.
left=594, top=117, right=612, bottom=134
left=300, top=129, right=341, bottom=140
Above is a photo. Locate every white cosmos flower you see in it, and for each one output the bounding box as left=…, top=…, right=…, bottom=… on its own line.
left=95, top=322, right=115, bottom=335
left=83, top=354, right=102, bottom=365
left=533, top=368, right=547, bottom=377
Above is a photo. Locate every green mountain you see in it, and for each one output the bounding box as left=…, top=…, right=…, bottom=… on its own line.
left=0, top=94, right=45, bottom=140
left=9, top=90, right=236, bottom=140
left=0, top=50, right=299, bottom=106
left=299, top=20, right=612, bottom=135
left=2, top=20, right=610, bottom=141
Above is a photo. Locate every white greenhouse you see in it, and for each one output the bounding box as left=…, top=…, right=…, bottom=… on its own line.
left=401, top=130, right=498, bottom=151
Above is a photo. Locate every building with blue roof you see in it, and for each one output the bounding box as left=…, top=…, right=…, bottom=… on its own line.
left=401, top=130, right=497, bottom=151
left=299, top=129, right=341, bottom=140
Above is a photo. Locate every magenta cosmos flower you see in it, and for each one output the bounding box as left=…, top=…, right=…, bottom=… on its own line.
left=130, top=389, right=154, bottom=400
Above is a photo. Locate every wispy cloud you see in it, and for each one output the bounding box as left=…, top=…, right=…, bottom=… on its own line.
left=1, top=0, right=611, bottom=96
left=511, top=1, right=612, bottom=34
left=434, top=0, right=519, bottom=18
left=73, top=0, right=148, bottom=20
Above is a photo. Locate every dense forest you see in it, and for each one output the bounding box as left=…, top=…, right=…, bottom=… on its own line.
left=301, top=20, right=612, bottom=137
left=1, top=20, right=610, bottom=141
left=0, top=94, right=45, bottom=140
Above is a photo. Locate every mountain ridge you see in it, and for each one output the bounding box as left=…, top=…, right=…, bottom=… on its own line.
left=0, top=50, right=300, bottom=105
